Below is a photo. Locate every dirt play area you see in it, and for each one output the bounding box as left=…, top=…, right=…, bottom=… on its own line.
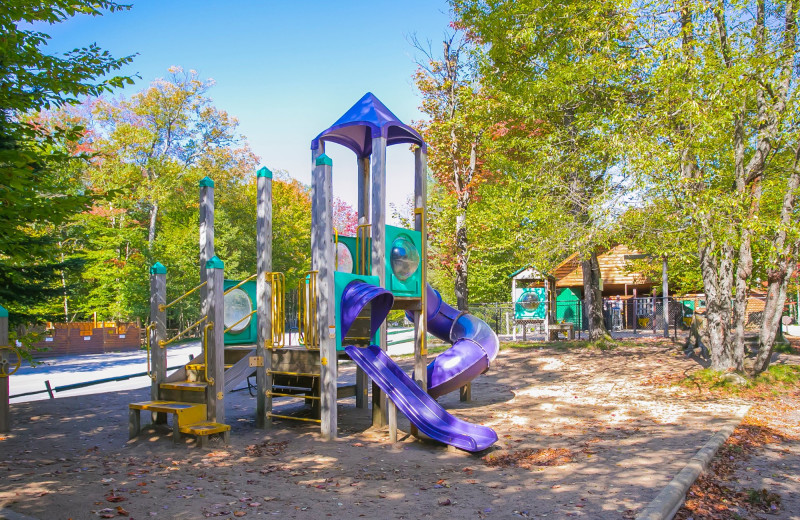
left=1, top=338, right=799, bottom=520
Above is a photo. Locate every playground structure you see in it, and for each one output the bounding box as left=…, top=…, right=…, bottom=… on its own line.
left=1, top=304, right=20, bottom=432
left=127, top=93, right=499, bottom=451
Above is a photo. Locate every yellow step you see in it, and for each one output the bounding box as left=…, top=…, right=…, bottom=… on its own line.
left=128, top=401, right=207, bottom=438
left=180, top=421, right=231, bottom=436
left=160, top=381, right=207, bottom=392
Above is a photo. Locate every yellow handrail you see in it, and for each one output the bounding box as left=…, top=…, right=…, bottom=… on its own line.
left=223, top=308, right=257, bottom=334
left=0, top=345, right=21, bottom=377
left=159, top=280, right=207, bottom=312
left=223, top=272, right=259, bottom=295
left=415, top=207, right=427, bottom=356
left=203, top=322, right=215, bottom=385
left=145, top=323, right=156, bottom=380
left=333, top=228, right=339, bottom=270
left=356, top=224, right=371, bottom=275
left=298, top=271, right=319, bottom=349
left=160, top=315, right=208, bottom=348
left=266, top=272, right=286, bottom=348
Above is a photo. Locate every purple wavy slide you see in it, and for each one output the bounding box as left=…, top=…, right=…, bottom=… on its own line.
left=339, top=280, right=498, bottom=452
left=408, top=283, right=500, bottom=398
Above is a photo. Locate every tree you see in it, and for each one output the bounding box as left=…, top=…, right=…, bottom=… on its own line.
left=625, top=0, right=800, bottom=373
left=454, top=0, right=639, bottom=339
left=413, top=31, right=494, bottom=311
left=0, top=0, right=133, bottom=328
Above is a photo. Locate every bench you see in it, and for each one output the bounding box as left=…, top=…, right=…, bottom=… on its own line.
left=548, top=323, right=574, bottom=341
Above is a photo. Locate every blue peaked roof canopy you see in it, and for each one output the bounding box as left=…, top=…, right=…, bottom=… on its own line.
left=311, top=92, right=426, bottom=158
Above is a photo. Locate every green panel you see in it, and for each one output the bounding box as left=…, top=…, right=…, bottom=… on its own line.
left=514, top=288, right=546, bottom=320
left=385, top=225, right=422, bottom=298
left=223, top=279, right=257, bottom=345
left=0, top=304, right=7, bottom=318
left=556, top=288, right=583, bottom=328
left=334, top=272, right=380, bottom=351
left=335, top=235, right=358, bottom=275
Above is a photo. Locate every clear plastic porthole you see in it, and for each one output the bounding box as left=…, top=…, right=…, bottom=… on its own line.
left=223, top=288, right=252, bottom=333
left=390, top=234, right=420, bottom=281
left=336, top=242, right=354, bottom=274
left=519, top=291, right=540, bottom=310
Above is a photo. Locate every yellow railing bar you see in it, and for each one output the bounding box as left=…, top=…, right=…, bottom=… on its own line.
left=0, top=345, right=22, bottom=377
left=297, top=271, right=318, bottom=349
left=333, top=228, right=339, bottom=270
left=265, top=272, right=286, bottom=348
left=267, top=413, right=321, bottom=424
left=223, top=308, right=257, bottom=334
left=415, top=207, right=428, bottom=355
left=159, top=280, right=207, bottom=312
left=203, top=322, right=215, bottom=385
left=267, top=392, right=320, bottom=400
left=160, top=315, right=208, bottom=348
left=223, top=272, right=259, bottom=296
left=145, top=323, right=156, bottom=380
left=356, top=223, right=371, bottom=275
left=267, top=370, right=319, bottom=378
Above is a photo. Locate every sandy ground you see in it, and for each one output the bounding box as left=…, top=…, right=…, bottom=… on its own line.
left=0, top=341, right=771, bottom=519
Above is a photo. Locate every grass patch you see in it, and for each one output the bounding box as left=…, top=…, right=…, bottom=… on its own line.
left=680, top=365, right=800, bottom=395
left=499, top=337, right=642, bottom=352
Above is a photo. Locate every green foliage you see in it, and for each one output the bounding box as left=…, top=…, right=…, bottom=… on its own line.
left=0, top=1, right=134, bottom=330
left=681, top=365, right=800, bottom=394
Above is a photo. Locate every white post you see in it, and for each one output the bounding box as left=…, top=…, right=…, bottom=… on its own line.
left=0, top=305, right=9, bottom=432
left=206, top=256, right=225, bottom=424
left=370, top=136, right=388, bottom=428
left=312, top=147, right=337, bottom=440
left=355, top=156, right=370, bottom=409
left=413, top=147, right=428, bottom=392
left=256, top=167, right=273, bottom=428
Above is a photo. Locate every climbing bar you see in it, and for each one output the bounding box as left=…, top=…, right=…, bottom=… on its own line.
left=267, top=391, right=320, bottom=400
left=159, top=280, right=207, bottom=312
left=223, top=308, right=257, bottom=334
left=160, top=316, right=208, bottom=348
left=223, top=273, right=259, bottom=296
left=266, top=272, right=285, bottom=348
left=202, top=322, right=215, bottom=385
left=0, top=345, right=21, bottom=377
left=267, top=413, right=321, bottom=424
left=267, top=370, right=319, bottom=378
left=145, top=323, right=156, bottom=380
left=356, top=224, right=371, bottom=275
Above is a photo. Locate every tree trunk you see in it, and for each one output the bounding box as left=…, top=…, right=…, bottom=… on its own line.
left=752, top=150, right=800, bottom=375
left=454, top=194, right=469, bottom=312
left=582, top=251, right=608, bottom=340
left=148, top=200, right=158, bottom=251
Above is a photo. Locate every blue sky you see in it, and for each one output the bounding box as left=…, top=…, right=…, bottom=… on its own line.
left=37, top=0, right=453, bottom=220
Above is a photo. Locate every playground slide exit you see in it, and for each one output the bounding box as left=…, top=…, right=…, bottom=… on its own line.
left=340, top=280, right=497, bottom=452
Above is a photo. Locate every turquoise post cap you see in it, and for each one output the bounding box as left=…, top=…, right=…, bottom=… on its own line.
left=206, top=255, right=224, bottom=269
left=315, top=154, right=333, bottom=166
left=150, top=262, right=167, bottom=274
left=0, top=304, right=7, bottom=318
left=199, top=176, right=215, bottom=187
left=256, top=166, right=273, bottom=178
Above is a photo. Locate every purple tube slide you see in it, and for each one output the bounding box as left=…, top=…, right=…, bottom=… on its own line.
left=407, top=284, right=500, bottom=398
left=345, top=345, right=498, bottom=452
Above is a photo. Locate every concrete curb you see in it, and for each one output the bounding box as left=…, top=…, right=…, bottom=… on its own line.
left=636, top=405, right=750, bottom=520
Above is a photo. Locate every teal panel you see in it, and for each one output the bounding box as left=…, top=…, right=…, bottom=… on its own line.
left=385, top=225, right=422, bottom=298
left=556, top=288, right=583, bottom=328
left=223, top=279, right=257, bottom=345
left=334, top=272, right=380, bottom=351
left=514, top=288, right=546, bottom=320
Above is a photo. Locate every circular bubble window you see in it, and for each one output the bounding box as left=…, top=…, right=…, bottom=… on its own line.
left=224, top=288, right=252, bottom=334
left=390, top=234, right=420, bottom=281
left=519, top=291, right=540, bottom=311
left=336, top=242, right=354, bottom=274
